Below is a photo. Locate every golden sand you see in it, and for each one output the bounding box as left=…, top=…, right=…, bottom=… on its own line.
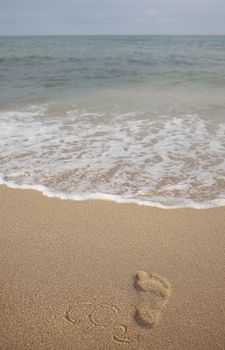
left=0, top=185, right=225, bottom=349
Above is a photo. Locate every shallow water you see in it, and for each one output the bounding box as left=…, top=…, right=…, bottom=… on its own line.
left=1, top=35, right=225, bottom=207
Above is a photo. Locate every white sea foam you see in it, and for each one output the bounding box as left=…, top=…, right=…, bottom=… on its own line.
left=1, top=174, right=225, bottom=209
left=1, top=104, right=225, bottom=208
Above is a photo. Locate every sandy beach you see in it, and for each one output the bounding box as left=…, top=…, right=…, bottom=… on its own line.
left=0, top=185, right=225, bottom=349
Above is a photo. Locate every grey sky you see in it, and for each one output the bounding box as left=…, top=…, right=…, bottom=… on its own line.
left=1, top=0, right=225, bottom=35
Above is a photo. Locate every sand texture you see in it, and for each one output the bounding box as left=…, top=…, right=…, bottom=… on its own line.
left=0, top=185, right=225, bottom=349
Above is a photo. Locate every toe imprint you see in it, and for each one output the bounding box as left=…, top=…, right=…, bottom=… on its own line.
left=135, top=271, right=171, bottom=299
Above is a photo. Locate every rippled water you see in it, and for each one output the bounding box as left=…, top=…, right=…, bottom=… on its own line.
left=1, top=36, right=225, bottom=207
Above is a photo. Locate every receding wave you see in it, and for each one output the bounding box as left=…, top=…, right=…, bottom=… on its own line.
left=1, top=104, right=225, bottom=208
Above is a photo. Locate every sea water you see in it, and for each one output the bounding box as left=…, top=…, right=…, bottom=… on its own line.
left=1, top=35, right=225, bottom=208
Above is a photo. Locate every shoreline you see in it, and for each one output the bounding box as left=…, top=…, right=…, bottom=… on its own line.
left=1, top=178, right=225, bottom=209
left=1, top=185, right=225, bottom=349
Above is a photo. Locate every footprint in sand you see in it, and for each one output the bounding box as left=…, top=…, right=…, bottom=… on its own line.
left=134, top=271, right=171, bottom=328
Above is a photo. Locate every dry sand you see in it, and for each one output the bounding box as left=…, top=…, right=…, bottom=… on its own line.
left=0, top=185, right=225, bottom=349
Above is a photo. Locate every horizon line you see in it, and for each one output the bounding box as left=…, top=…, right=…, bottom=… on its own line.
left=1, top=33, right=225, bottom=37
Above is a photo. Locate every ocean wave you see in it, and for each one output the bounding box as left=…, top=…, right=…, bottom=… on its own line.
left=1, top=104, right=225, bottom=208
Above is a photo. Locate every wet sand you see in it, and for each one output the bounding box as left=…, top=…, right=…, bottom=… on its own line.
left=0, top=185, right=225, bottom=349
